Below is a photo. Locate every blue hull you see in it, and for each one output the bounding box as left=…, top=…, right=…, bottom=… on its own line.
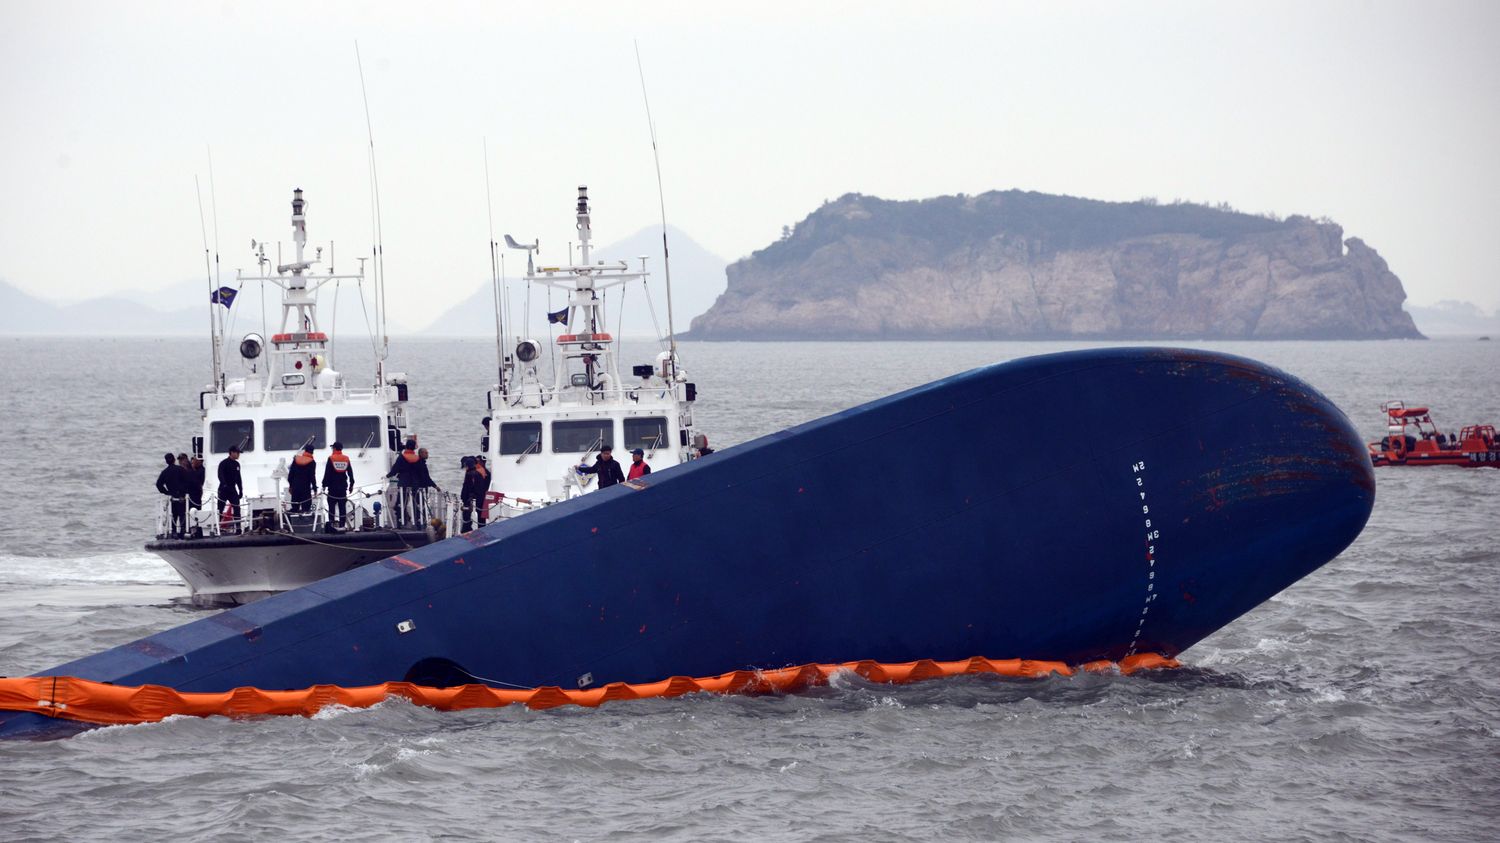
left=1, top=349, right=1374, bottom=737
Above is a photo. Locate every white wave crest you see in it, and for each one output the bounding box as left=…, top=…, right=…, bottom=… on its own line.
left=0, top=551, right=180, bottom=585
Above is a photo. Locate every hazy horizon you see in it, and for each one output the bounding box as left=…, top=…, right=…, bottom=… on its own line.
left=4, top=0, right=1498, bottom=326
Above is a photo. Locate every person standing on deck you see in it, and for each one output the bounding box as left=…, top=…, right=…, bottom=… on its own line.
left=386, top=439, right=420, bottom=526
left=322, top=441, right=354, bottom=532
left=156, top=452, right=188, bottom=537
left=460, top=456, right=491, bottom=532
left=287, top=445, right=316, bottom=514
left=185, top=454, right=205, bottom=531
left=175, top=453, right=201, bottom=536
left=218, top=447, right=244, bottom=531
left=578, top=445, right=626, bottom=489
left=627, top=448, right=651, bottom=481
left=412, top=447, right=440, bottom=523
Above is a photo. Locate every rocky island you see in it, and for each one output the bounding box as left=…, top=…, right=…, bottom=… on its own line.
left=688, top=191, right=1423, bottom=340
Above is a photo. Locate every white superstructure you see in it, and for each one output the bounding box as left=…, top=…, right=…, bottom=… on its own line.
left=150, top=188, right=446, bottom=607
left=195, top=188, right=415, bottom=532
left=482, top=186, right=703, bottom=515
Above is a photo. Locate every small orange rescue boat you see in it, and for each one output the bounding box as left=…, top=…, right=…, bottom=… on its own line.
left=1369, top=401, right=1500, bottom=467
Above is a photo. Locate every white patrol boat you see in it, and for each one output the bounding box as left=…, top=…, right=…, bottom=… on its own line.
left=147, top=188, right=455, bottom=607
left=477, top=186, right=706, bottom=521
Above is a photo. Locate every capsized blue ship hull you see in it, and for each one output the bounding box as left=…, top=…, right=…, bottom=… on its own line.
left=1, top=349, right=1374, bottom=737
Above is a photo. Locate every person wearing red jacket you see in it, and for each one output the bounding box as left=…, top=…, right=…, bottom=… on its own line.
left=627, top=448, right=651, bottom=481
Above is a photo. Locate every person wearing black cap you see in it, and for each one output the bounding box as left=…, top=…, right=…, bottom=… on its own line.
left=386, top=438, right=420, bottom=526
left=156, top=452, right=189, bottom=537
left=322, top=441, right=355, bottom=531
left=577, top=445, right=625, bottom=489
left=218, top=447, right=244, bottom=531
left=627, top=448, right=651, bottom=481
left=288, top=445, right=317, bottom=514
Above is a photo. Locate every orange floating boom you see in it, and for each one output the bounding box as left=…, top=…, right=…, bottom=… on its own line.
left=0, top=654, right=1178, bottom=729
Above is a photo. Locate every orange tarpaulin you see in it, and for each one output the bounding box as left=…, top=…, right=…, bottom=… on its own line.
left=0, top=653, right=1179, bottom=729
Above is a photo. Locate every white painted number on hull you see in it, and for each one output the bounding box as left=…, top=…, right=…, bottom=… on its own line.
left=1127, top=460, right=1162, bottom=656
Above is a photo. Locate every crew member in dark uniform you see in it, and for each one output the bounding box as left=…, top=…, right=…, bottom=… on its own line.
left=460, top=455, right=491, bottom=532
left=386, top=439, right=420, bottom=526
left=218, top=447, right=244, bottom=531
left=578, top=445, right=625, bottom=489
left=156, top=452, right=188, bottom=537
left=322, top=441, right=355, bottom=532
left=412, top=447, right=440, bottom=524
left=184, top=454, right=205, bottom=535
left=288, top=445, right=317, bottom=514
left=175, top=453, right=201, bottom=536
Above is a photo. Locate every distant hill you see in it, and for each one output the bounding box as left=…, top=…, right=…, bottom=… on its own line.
left=421, top=225, right=727, bottom=338
left=1404, top=300, right=1500, bottom=336
left=688, top=191, right=1424, bottom=340
left=0, top=276, right=415, bottom=336
left=0, top=279, right=203, bottom=335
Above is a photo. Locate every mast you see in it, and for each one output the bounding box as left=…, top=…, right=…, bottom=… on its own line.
left=228, top=188, right=377, bottom=402
left=511, top=187, right=643, bottom=398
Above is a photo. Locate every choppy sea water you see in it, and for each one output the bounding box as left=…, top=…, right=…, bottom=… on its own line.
left=0, top=337, right=1496, bottom=841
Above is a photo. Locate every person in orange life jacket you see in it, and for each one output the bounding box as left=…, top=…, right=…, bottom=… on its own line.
left=287, top=445, right=316, bottom=514
left=156, top=452, right=189, bottom=537
left=386, top=439, right=421, bottom=525
left=578, top=445, right=625, bottom=488
left=218, top=447, right=244, bottom=529
left=628, top=448, right=651, bottom=481
left=322, top=441, right=355, bottom=531
left=460, top=455, right=491, bottom=532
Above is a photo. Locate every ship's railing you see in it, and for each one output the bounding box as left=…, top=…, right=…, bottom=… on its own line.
left=220, top=385, right=387, bottom=409
left=260, top=386, right=384, bottom=404
left=152, top=480, right=459, bottom=540
left=382, top=486, right=461, bottom=537
left=497, top=384, right=679, bottom=409
left=153, top=493, right=251, bottom=540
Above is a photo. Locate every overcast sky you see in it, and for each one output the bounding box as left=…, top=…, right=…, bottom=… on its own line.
left=2, top=0, right=1497, bottom=325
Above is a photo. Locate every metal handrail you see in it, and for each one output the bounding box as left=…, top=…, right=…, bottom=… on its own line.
left=154, top=480, right=407, bottom=539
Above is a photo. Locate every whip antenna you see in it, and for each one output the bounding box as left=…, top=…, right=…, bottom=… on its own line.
left=484, top=137, right=506, bottom=395
left=207, top=146, right=224, bottom=390
left=634, top=40, right=678, bottom=377
left=195, top=175, right=223, bottom=390
left=356, top=42, right=389, bottom=378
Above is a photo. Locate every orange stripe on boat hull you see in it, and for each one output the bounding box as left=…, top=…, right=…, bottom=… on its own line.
left=0, top=654, right=1179, bottom=728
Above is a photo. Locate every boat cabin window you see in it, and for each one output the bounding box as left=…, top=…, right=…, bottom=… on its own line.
left=624, top=416, right=668, bottom=452
left=265, top=418, right=327, bottom=452
left=336, top=416, right=383, bottom=451
left=210, top=420, right=255, bottom=454
left=499, top=421, right=543, bottom=456
left=552, top=420, right=614, bottom=453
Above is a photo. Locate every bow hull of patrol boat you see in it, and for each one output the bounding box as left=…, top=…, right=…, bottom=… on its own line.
left=145, top=530, right=433, bottom=607
left=3, top=348, right=1374, bottom=737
